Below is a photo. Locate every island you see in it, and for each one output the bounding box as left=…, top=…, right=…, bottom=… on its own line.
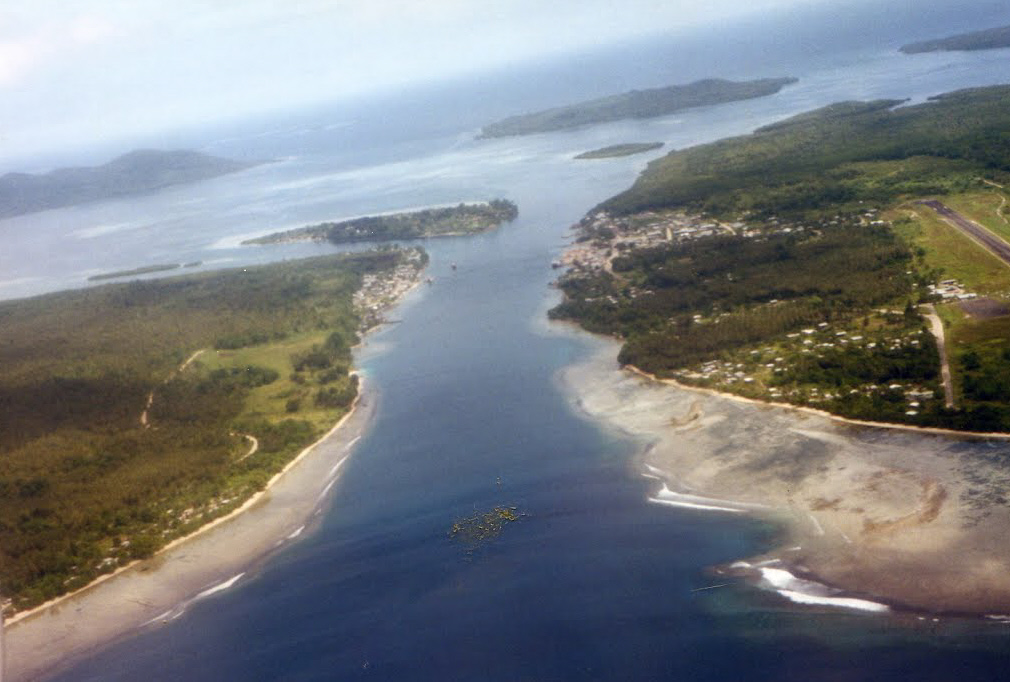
left=574, top=142, right=664, bottom=160
left=555, top=83, right=1010, bottom=615
left=87, top=262, right=204, bottom=281
left=0, top=247, right=425, bottom=615
left=478, top=77, right=798, bottom=138
left=0, top=149, right=262, bottom=220
left=900, top=23, right=1010, bottom=54
left=243, top=199, right=518, bottom=246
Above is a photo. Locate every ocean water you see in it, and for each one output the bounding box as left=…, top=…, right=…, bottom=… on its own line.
left=15, top=18, right=1010, bottom=681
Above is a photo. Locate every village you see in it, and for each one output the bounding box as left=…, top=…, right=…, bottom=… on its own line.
left=352, top=247, right=427, bottom=331
left=555, top=206, right=951, bottom=422
left=668, top=314, right=941, bottom=418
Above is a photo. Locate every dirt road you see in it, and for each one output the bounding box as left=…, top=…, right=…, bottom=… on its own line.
left=921, top=303, right=955, bottom=409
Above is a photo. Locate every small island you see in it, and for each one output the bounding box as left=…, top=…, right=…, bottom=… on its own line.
left=87, top=263, right=203, bottom=281
left=575, top=143, right=664, bottom=160
left=243, top=199, right=518, bottom=246
left=478, top=77, right=798, bottom=138
left=0, top=149, right=262, bottom=220
left=900, top=24, right=1010, bottom=54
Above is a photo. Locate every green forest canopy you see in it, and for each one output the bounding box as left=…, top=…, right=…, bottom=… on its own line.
left=0, top=249, right=411, bottom=611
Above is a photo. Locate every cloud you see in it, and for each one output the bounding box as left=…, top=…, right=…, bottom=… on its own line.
left=0, top=14, right=118, bottom=87
left=0, top=32, right=48, bottom=86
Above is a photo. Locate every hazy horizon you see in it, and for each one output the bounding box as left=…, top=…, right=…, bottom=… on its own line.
left=2, top=0, right=1010, bottom=171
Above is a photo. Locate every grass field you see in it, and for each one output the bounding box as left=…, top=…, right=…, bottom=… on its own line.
left=890, top=203, right=1010, bottom=295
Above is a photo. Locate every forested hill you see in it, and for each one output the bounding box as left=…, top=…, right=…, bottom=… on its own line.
left=600, top=86, right=1010, bottom=217
left=478, top=77, right=798, bottom=138
left=900, top=24, right=1010, bottom=54
left=0, top=149, right=261, bottom=219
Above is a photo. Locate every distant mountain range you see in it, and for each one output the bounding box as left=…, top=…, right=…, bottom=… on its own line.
left=478, top=77, right=798, bottom=138
left=900, top=24, right=1010, bottom=54
left=0, top=149, right=262, bottom=219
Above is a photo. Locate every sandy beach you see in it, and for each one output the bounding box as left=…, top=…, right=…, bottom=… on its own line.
left=562, top=337, right=1010, bottom=617
left=5, top=380, right=375, bottom=682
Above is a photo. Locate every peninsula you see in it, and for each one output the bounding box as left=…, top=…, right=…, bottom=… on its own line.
left=0, top=149, right=261, bottom=219
left=575, top=143, right=664, bottom=160
left=555, top=84, right=1010, bottom=615
left=556, top=84, right=1010, bottom=432
left=478, top=77, right=798, bottom=138
left=243, top=199, right=518, bottom=245
left=900, top=23, right=1010, bottom=54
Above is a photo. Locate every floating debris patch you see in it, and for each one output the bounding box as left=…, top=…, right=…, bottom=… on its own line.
left=449, top=506, right=525, bottom=552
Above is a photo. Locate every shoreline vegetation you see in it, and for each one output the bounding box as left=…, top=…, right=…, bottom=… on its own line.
left=575, top=143, right=664, bottom=160
left=900, top=24, right=1010, bottom=54
left=242, top=199, right=518, bottom=246
left=6, top=372, right=377, bottom=682
left=0, top=150, right=262, bottom=220
left=553, top=83, right=1010, bottom=616
left=87, top=261, right=202, bottom=282
left=478, top=77, right=797, bottom=138
left=553, top=84, right=1010, bottom=433
left=0, top=247, right=426, bottom=617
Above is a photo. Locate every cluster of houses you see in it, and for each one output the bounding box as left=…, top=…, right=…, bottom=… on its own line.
left=671, top=318, right=937, bottom=415
left=555, top=209, right=837, bottom=274
left=556, top=210, right=742, bottom=271
left=927, top=279, right=978, bottom=301
left=352, top=249, right=425, bottom=330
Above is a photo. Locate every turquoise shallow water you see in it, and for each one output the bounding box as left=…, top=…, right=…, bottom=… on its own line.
left=18, top=29, right=1010, bottom=681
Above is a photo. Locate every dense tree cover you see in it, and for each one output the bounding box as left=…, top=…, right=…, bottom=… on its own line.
left=557, top=84, right=1010, bottom=433
left=601, top=86, right=1010, bottom=217
left=0, top=249, right=410, bottom=611
left=245, top=200, right=518, bottom=245
left=551, top=223, right=914, bottom=370
left=480, top=77, right=797, bottom=138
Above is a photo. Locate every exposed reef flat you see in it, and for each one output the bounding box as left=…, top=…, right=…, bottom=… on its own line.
left=562, top=338, right=1010, bottom=616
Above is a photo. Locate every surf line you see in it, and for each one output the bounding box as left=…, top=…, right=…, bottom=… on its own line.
left=142, top=572, right=246, bottom=627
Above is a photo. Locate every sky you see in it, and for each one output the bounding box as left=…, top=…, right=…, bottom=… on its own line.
left=0, top=0, right=846, bottom=166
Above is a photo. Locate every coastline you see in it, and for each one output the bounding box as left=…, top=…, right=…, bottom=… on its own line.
left=3, top=262, right=428, bottom=681
left=5, top=378, right=375, bottom=681
left=624, top=365, right=1010, bottom=442
left=560, top=335, right=1010, bottom=618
